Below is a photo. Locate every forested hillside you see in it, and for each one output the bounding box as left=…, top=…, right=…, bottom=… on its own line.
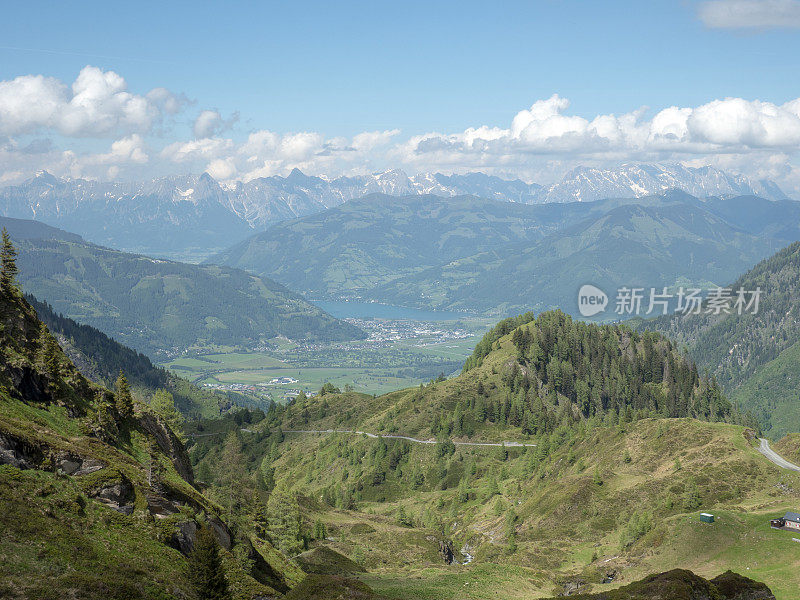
left=279, top=311, right=741, bottom=443
left=641, top=242, right=800, bottom=438
left=214, top=192, right=800, bottom=316
left=184, top=311, right=793, bottom=598
left=26, top=294, right=235, bottom=418
left=0, top=216, right=363, bottom=357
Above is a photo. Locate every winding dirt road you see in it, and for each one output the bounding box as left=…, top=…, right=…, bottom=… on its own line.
left=758, top=438, right=800, bottom=472
left=284, top=429, right=537, bottom=447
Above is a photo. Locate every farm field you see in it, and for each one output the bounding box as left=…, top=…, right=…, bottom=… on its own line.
left=160, top=317, right=491, bottom=402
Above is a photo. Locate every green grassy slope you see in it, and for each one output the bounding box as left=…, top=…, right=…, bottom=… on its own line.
left=253, top=410, right=797, bottom=599
left=0, top=216, right=364, bottom=357
left=0, top=285, right=303, bottom=599
left=195, top=312, right=792, bottom=598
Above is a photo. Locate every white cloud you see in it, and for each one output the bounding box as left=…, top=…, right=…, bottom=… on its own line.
left=0, top=66, right=182, bottom=138
left=192, top=110, right=238, bottom=138
left=90, top=134, right=149, bottom=165
left=698, top=0, right=800, bottom=29
left=1, top=64, right=800, bottom=195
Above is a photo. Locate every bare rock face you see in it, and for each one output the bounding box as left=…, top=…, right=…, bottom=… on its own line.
left=138, top=412, right=194, bottom=485
left=170, top=520, right=198, bottom=555
left=208, top=515, right=232, bottom=550
left=87, top=477, right=134, bottom=514
left=54, top=451, right=106, bottom=476
left=146, top=494, right=183, bottom=519
left=169, top=516, right=233, bottom=555
left=0, top=433, right=42, bottom=469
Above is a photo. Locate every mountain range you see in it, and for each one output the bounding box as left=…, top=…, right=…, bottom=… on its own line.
left=0, top=164, right=788, bottom=259
left=0, top=216, right=363, bottom=358
left=212, top=191, right=800, bottom=316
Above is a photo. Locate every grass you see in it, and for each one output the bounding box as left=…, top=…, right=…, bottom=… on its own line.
left=161, top=345, right=470, bottom=398
left=0, top=465, right=194, bottom=600
left=261, top=415, right=800, bottom=599
left=363, top=563, right=551, bottom=600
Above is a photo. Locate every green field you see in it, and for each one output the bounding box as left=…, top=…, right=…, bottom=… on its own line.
left=161, top=333, right=485, bottom=400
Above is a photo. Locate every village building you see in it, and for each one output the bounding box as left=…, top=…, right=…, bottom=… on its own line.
left=770, top=511, right=800, bottom=530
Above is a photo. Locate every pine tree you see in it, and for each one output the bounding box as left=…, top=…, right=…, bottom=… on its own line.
left=252, top=490, right=268, bottom=537
left=115, top=371, right=134, bottom=419
left=95, top=390, right=119, bottom=443
left=149, top=389, right=185, bottom=440
left=188, top=525, right=230, bottom=600
left=37, top=323, right=62, bottom=379
left=313, top=518, right=327, bottom=540
left=146, top=437, right=164, bottom=487
left=0, top=228, right=19, bottom=295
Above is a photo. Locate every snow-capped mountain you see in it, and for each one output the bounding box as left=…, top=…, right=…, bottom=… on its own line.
left=0, top=164, right=790, bottom=259
left=535, top=163, right=789, bottom=203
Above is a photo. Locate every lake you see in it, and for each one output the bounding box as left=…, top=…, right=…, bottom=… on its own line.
left=312, top=300, right=467, bottom=321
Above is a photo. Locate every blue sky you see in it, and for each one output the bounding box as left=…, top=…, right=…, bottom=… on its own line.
left=1, top=0, right=800, bottom=189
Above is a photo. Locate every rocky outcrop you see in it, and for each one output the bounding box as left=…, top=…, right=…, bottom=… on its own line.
left=169, top=516, right=232, bottom=555
left=146, top=494, right=183, bottom=519
left=54, top=451, right=105, bottom=476
left=0, top=432, right=43, bottom=469
left=86, top=477, right=134, bottom=515
left=138, top=411, right=194, bottom=485
left=546, top=569, right=775, bottom=599
left=438, top=539, right=455, bottom=564
left=170, top=520, right=198, bottom=555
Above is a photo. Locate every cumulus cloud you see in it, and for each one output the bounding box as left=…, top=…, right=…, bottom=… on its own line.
left=193, top=109, right=238, bottom=138
left=161, top=129, right=401, bottom=182
left=2, top=65, right=800, bottom=195
left=698, top=0, right=800, bottom=29
left=0, top=134, right=152, bottom=185
left=0, top=66, right=183, bottom=138
left=398, top=94, right=800, bottom=169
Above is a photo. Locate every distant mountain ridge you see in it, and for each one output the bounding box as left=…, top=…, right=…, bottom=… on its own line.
left=212, top=192, right=800, bottom=316
left=0, top=164, right=788, bottom=259
left=639, top=241, right=800, bottom=438
left=0, top=216, right=363, bottom=358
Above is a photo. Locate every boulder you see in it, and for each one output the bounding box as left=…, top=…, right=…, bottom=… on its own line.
left=88, top=478, right=134, bottom=513
left=0, top=433, right=42, bottom=469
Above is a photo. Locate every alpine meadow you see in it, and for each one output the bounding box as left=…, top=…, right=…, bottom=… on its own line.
left=3, top=2, right=800, bottom=599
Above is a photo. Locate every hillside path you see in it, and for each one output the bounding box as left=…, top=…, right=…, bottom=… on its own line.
left=284, top=429, right=536, bottom=447
left=758, top=438, right=800, bottom=472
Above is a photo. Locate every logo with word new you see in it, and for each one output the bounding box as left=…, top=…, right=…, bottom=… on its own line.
left=578, top=284, right=608, bottom=317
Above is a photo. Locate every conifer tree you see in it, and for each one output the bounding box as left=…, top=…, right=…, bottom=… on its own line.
left=252, top=490, right=268, bottom=537
left=149, top=389, right=185, bottom=440
left=95, top=390, right=119, bottom=443
left=188, top=525, right=230, bottom=600
left=115, top=371, right=134, bottom=419
left=37, top=323, right=62, bottom=379
left=313, top=518, right=327, bottom=540
left=0, top=228, right=19, bottom=295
